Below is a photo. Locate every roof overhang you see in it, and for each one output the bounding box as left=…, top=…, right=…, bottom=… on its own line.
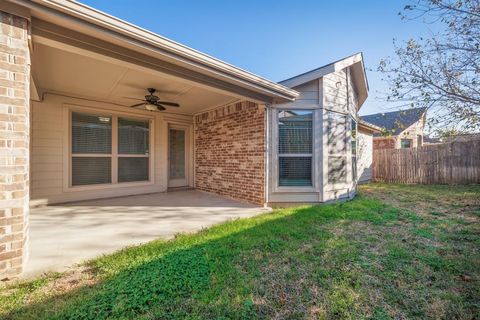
left=358, top=119, right=382, bottom=134
left=279, top=53, right=369, bottom=109
left=2, top=0, right=299, bottom=103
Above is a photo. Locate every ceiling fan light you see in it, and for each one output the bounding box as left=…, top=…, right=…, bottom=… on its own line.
left=144, top=103, right=158, bottom=111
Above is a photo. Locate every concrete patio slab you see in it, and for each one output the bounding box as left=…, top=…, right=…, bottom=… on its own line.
left=25, top=190, right=268, bottom=278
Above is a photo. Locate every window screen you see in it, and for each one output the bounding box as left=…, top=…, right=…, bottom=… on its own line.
left=117, top=117, right=150, bottom=183
left=118, top=118, right=149, bottom=155
left=72, top=157, right=111, bottom=186
left=71, top=112, right=112, bottom=186
left=71, top=112, right=150, bottom=187
left=279, top=112, right=312, bottom=154
left=118, top=157, right=149, bottom=182
left=279, top=157, right=312, bottom=187
left=278, top=110, right=313, bottom=187
left=72, top=112, right=111, bottom=154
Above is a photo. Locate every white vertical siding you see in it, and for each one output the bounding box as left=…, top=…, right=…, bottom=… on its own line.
left=322, top=67, right=358, bottom=202
left=357, top=131, right=373, bottom=183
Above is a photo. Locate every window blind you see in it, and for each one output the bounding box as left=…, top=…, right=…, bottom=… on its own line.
left=72, top=112, right=111, bottom=154
left=279, top=157, right=312, bottom=186
left=117, top=117, right=150, bottom=183
left=72, top=157, right=111, bottom=186
left=118, top=118, right=149, bottom=155
left=278, top=110, right=313, bottom=187
left=278, top=113, right=312, bottom=154
left=118, top=157, right=149, bottom=182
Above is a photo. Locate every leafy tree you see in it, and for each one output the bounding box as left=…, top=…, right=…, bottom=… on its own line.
left=378, top=0, right=480, bottom=134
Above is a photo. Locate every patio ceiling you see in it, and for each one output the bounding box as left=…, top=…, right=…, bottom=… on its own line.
left=31, top=42, right=240, bottom=116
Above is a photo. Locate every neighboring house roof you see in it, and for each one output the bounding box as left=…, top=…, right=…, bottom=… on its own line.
left=4, top=0, right=298, bottom=103
left=358, top=119, right=382, bottom=134
left=423, top=136, right=442, bottom=144
left=443, top=133, right=480, bottom=143
left=360, top=107, right=426, bottom=136
left=279, top=53, right=369, bottom=109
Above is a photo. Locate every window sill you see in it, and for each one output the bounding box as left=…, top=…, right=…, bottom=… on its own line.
left=273, top=186, right=317, bottom=193
left=64, top=180, right=154, bottom=193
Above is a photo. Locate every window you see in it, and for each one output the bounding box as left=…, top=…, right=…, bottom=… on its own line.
left=327, top=112, right=347, bottom=184
left=351, top=118, right=357, bottom=181
left=118, top=118, right=150, bottom=182
left=417, top=135, right=422, bottom=147
left=401, top=138, right=412, bottom=148
left=71, top=112, right=150, bottom=187
left=71, top=112, right=112, bottom=186
left=278, top=110, right=313, bottom=187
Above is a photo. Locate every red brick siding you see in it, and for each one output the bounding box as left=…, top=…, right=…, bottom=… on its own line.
left=373, top=137, right=396, bottom=150
left=0, top=11, right=30, bottom=279
left=194, top=101, right=265, bottom=205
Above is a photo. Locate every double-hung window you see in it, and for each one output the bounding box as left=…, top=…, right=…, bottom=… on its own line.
left=278, top=110, right=313, bottom=187
left=71, top=111, right=150, bottom=187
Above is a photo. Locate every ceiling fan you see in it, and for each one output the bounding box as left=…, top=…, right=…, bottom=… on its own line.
left=126, top=88, right=180, bottom=111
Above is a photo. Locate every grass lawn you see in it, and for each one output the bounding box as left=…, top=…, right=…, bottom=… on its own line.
left=1, top=183, right=479, bottom=319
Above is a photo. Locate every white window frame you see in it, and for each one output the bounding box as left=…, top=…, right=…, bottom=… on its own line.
left=271, top=108, right=321, bottom=193
left=63, top=105, right=155, bottom=192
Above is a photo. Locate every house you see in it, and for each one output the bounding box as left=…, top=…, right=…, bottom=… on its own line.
left=442, top=133, right=480, bottom=143
left=423, top=135, right=442, bottom=145
left=0, top=0, right=373, bottom=278
left=357, top=120, right=382, bottom=183
left=361, top=107, right=427, bottom=149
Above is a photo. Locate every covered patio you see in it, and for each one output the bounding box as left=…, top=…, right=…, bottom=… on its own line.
left=25, top=190, right=267, bottom=277
left=0, top=0, right=297, bottom=279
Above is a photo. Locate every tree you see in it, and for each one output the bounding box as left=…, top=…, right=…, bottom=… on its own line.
left=378, top=0, right=480, bottom=135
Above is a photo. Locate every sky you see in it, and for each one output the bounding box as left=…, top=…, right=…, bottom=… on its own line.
left=80, top=0, right=440, bottom=116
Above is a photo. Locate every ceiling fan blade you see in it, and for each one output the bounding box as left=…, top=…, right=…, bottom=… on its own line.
left=130, top=102, right=146, bottom=108
left=156, top=104, right=166, bottom=111
left=157, top=101, right=180, bottom=107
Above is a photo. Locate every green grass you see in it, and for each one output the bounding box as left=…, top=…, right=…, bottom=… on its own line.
left=1, top=183, right=479, bottom=319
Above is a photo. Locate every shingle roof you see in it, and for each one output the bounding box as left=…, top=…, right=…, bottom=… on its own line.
left=360, top=107, right=426, bottom=136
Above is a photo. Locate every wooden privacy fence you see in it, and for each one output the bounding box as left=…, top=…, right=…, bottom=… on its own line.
left=373, top=139, right=480, bottom=184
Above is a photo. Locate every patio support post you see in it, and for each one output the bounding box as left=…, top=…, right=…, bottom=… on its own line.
left=0, top=10, right=30, bottom=279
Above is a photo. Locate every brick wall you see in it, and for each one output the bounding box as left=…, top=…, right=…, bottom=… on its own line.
left=373, top=137, right=396, bottom=150
left=194, top=101, right=265, bottom=205
left=0, top=11, right=30, bottom=279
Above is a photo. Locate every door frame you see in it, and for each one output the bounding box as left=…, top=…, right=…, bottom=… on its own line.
left=167, top=123, right=193, bottom=188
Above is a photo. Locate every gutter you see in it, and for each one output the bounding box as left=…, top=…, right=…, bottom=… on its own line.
left=11, top=0, right=299, bottom=102
left=358, top=119, right=382, bottom=133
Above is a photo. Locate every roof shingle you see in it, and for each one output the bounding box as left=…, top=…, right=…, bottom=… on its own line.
left=360, top=107, right=426, bottom=136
